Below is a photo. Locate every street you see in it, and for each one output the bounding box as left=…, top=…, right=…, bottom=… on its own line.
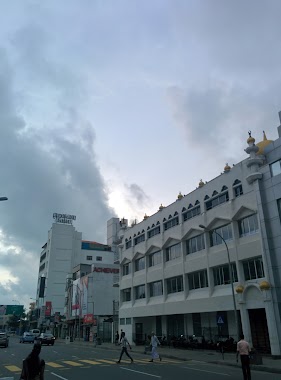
left=0, top=337, right=280, bottom=380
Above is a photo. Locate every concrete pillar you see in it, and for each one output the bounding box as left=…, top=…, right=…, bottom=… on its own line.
left=264, top=297, right=281, bottom=356
left=239, top=303, right=252, bottom=346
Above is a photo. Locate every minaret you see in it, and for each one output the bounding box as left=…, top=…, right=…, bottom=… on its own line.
left=244, top=131, right=264, bottom=184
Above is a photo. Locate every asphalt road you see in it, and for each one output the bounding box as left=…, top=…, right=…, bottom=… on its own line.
left=1, top=337, right=280, bottom=380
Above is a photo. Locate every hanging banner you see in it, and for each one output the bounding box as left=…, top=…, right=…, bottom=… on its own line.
left=71, top=277, right=89, bottom=317
left=45, top=301, right=52, bottom=316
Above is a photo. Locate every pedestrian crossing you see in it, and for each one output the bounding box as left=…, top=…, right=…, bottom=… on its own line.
left=1, top=357, right=181, bottom=374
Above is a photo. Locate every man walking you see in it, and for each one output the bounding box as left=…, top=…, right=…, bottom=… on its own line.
left=149, top=332, right=162, bottom=362
left=116, top=332, right=134, bottom=364
left=236, top=334, right=251, bottom=380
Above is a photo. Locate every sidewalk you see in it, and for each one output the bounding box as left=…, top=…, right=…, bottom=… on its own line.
left=58, top=338, right=281, bottom=374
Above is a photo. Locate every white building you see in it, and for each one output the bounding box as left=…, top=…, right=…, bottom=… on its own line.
left=113, top=113, right=281, bottom=357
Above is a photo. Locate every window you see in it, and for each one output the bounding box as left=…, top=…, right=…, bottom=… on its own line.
left=270, top=160, right=281, bottom=177
left=243, top=257, right=264, bottom=280
left=238, top=214, right=259, bottom=237
left=135, top=284, right=145, bottom=299
left=39, top=263, right=45, bottom=272
left=135, top=257, right=145, bottom=271
left=213, top=263, right=238, bottom=285
left=166, top=243, right=181, bottom=261
left=186, top=234, right=205, bottom=254
left=233, top=180, right=243, bottom=198
left=277, top=199, right=281, bottom=223
left=122, top=263, right=131, bottom=276
left=40, top=252, right=46, bottom=262
left=122, top=288, right=131, bottom=302
left=188, top=270, right=208, bottom=290
left=210, top=224, right=233, bottom=246
left=134, top=234, right=145, bottom=245
left=149, top=251, right=162, bottom=267
left=206, top=191, right=229, bottom=210
left=167, top=276, right=183, bottom=294
left=96, top=256, right=102, bottom=261
left=86, top=255, right=93, bottom=260
left=149, top=280, right=163, bottom=297
left=125, top=239, right=132, bottom=249
left=148, top=226, right=160, bottom=238
left=126, top=318, right=132, bottom=325
left=120, top=318, right=125, bottom=325
left=183, top=205, right=201, bottom=222
left=164, top=216, right=179, bottom=230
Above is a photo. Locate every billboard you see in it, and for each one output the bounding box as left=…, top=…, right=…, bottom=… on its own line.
left=71, top=276, right=88, bottom=317
left=45, top=301, right=52, bottom=317
left=0, top=305, right=24, bottom=315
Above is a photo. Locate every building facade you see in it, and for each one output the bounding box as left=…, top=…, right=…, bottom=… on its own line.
left=115, top=114, right=281, bottom=356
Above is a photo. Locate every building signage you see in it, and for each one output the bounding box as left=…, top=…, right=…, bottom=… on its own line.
left=93, top=267, right=119, bottom=274
left=45, top=301, right=52, bottom=317
left=83, top=314, right=96, bottom=324
left=53, top=213, right=76, bottom=225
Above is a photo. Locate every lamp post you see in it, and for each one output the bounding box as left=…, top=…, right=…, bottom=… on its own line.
left=199, top=224, right=240, bottom=342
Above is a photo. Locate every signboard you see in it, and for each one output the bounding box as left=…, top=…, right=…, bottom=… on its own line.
left=53, top=213, right=76, bottom=225
left=217, top=315, right=224, bottom=324
left=2, top=305, right=24, bottom=316
left=45, top=301, right=52, bottom=317
left=83, top=314, right=95, bottom=324
left=93, top=267, right=119, bottom=274
left=71, top=277, right=88, bottom=317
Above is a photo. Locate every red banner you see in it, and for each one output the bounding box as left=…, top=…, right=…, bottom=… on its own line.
left=45, top=301, right=52, bottom=316
left=83, top=314, right=95, bottom=324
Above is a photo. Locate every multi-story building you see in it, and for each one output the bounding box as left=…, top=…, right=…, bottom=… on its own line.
left=114, top=113, right=281, bottom=356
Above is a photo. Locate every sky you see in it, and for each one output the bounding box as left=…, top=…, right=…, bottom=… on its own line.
left=0, top=0, right=281, bottom=309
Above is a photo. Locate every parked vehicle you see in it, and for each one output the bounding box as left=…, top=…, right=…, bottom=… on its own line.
left=38, top=332, right=55, bottom=345
left=30, top=329, right=40, bottom=337
left=20, top=332, right=35, bottom=344
left=0, top=332, right=9, bottom=347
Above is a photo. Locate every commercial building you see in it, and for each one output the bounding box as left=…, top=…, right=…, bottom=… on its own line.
left=114, top=113, right=281, bottom=356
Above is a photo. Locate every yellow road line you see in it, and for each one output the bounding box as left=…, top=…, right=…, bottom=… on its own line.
left=97, top=359, right=116, bottom=364
left=80, top=359, right=102, bottom=365
left=62, top=361, right=83, bottom=366
left=5, top=365, right=21, bottom=372
left=46, top=362, right=64, bottom=368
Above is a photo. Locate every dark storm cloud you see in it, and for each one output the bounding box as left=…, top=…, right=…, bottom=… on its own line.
left=127, top=183, right=149, bottom=207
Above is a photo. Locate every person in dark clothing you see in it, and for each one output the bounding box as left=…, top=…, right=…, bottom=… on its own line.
left=20, top=343, right=45, bottom=380
left=115, top=331, right=119, bottom=345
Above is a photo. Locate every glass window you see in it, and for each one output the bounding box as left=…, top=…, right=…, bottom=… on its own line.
left=134, top=234, right=145, bottom=245
left=167, top=276, right=183, bottom=294
left=120, top=318, right=125, bottom=325
left=166, top=243, right=181, bottom=261
left=210, top=224, right=233, bottom=247
left=122, top=263, right=131, bottom=276
left=234, top=184, right=243, bottom=197
left=148, top=226, right=161, bottom=238
left=186, top=234, right=205, bottom=254
left=126, top=318, right=132, bottom=325
left=96, top=256, right=102, bottom=261
left=183, top=205, right=201, bottom=222
left=149, top=280, right=163, bottom=297
left=239, top=214, right=259, bottom=237
left=125, top=240, right=132, bottom=249
left=213, top=263, right=238, bottom=285
left=277, top=199, right=281, bottom=223
left=149, top=251, right=162, bottom=267
left=135, top=257, right=145, bottom=272
left=243, top=257, right=264, bottom=280
left=135, top=284, right=145, bottom=299
left=122, top=288, right=131, bottom=302
left=164, top=217, right=179, bottom=231
left=206, top=191, right=229, bottom=210
left=270, top=160, right=281, bottom=177
left=188, top=270, right=208, bottom=290
left=86, top=256, right=92, bottom=260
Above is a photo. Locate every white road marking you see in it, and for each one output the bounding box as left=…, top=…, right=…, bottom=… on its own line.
left=182, top=366, right=230, bottom=376
left=51, top=372, right=69, bottom=380
left=121, top=367, right=161, bottom=378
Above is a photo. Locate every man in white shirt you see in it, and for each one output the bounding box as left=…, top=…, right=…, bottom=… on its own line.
left=149, top=332, right=162, bottom=362
left=236, top=334, right=251, bottom=380
left=116, top=332, right=134, bottom=364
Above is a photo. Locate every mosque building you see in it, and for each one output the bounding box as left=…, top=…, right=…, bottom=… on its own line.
left=108, top=112, right=281, bottom=356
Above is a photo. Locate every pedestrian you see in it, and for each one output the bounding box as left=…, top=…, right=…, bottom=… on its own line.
left=236, top=334, right=251, bottom=380
left=20, top=342, right=45, bottom=380
left=116, top=331, right=134, bottom=363
left=149, top=332, right=162, bottom=362
left=115, top=331, right=119, bottom=345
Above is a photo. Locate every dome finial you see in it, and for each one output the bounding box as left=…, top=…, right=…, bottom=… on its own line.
left=177, top=192, right=183, bottom=200
left=247, top=130, right=255, bottom=144
left=198, top=179, right=204, bottom=188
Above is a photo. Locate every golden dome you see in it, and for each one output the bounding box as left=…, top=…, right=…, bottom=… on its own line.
left=247, top=131, right=255, bottom=144
left=235, top=285, right=244, bottom=294
left=259, top=281, right=270, bottom=290
left=256, top=131, right=273, bottom=155
left=224, top=163, right=231, bottom=172
left=143, top=214, right=148, bottom=220
left=177, top=192, right=183, bottom=200
left=159, top=204, right=164, bottom=211
left=198, top=179, right=204, bottom=188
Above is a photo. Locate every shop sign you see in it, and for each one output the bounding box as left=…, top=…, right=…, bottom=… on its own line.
left=93, top=267, right=119, bottom=274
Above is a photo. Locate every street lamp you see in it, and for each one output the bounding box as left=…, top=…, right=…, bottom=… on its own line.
left=199, top=224, right=240, bottom=342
